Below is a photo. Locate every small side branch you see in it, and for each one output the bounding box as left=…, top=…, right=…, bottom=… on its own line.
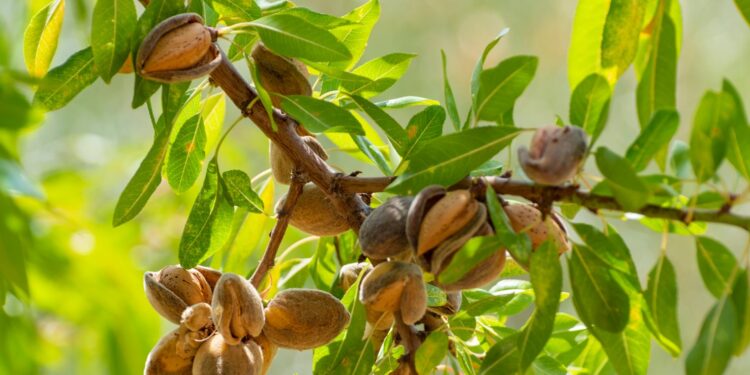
left=394, top=313, right=421, bottom=373
left=250, top=177, right=304, bottom=288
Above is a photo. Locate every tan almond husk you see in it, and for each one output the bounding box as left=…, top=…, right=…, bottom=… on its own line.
left=145, top=265, right=213, bottom=324
left=417, top=190, right=478, bottom=254
left=503, top=203, right=570, bottom=254
left=192, top=334, right=263, bottom=375
left=212, top=273, right=265, bottom=345
left=263, top=289, right=350, bottom=350
left=251, top=43, right=312, bottom=108
left=359, top=196, right=414, bottom=260
left=270, top=136, right=327, bottom=185
left=518, top=125, right=587, bottom=185
left=278, top=183, right=349, bottom=236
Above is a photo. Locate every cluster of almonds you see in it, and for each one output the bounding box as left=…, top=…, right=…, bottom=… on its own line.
left=341, top=184, right=571, bottom=342
left=143, top=266, right=350, bottom=374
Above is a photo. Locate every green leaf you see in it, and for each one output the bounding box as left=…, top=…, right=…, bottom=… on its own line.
left=280, top=96, right=364, bottom=134
left=595, top=147, right=650, bottom=211
left=324, top=0, right=380, bottom=70
left=23, top=0, right=65, bottom=77
left=402, top=105, right=445, bottom=159
left=341, top=53, right=415, bottom=98
left=161, top=82, right=190, bottom=132
left=0, top=192, right=31, bottom=296
left=636, top=8, right=678, bottom=127
left=179, top=159, right=233, bottom=268
left=643, top=254, right=682, bottom=356
left=470, top=160, right=504, bottom=177
left=735, top=0, right=750, bottom=27
left=425, top=283, right=447, bottom=307
left=351, top=134, right=392, bottom=175
left=0, top=85, right=43, bottom=131
left=442, top=50, right=461, bottom=132
left=33, top=47, right=98, bottom=111
left=130, top=0, right=185, bottom=108
left=690, top=90, right=734, bottom=182
left=387, top=126, right=520, bottom=195
left=686, top=297, right=737, bottom=375
left=600, top=0, right=646, bottom=80
left=732, top=268, right=750, bottom=354
left=625, top=110, right=679, bottom=172
left=349, top=95, right=407, bottom=155
left=416, top=331, right=448, bottom=375
left=248, top=59, right=277, bottom=130
left=201, top=93, right=226, bottom=149
left=278, top=8, right=355, bottom=29
left=165, top=114, right=207, bottom=193
left=569, top=243, right=630, bottom=333
left=485, top=188, right=531, bottom=268
left=227, top=32, right=259, bottom=61
left=438, top=236, right=504, bottom=286
left=570, top=73, right=611, bottom=143
left=212, top=0, right=261, bottom=24
left=91, top=0, right=137, bottom=82
left=250, top=14, right=352, bottom=62
left=479, top=333, right=521, bottom=375
left=112, top=117, right=171, bottom=226
left=518, top=241, right=562, bottom=370
left=372, top=96, right=440, bottom=109
left=310, top=238, right=338, bottom=291
left=723, top=80, right=750, bottom=181
left=572, top=223, right=640, bottom=292
left=475, top=56, right=538, bottom=123
left=669, top=140, right=690, bottom=179
left=222, top=170, right=263, bottom=213
left=696, top=237, right=738, bottom=299
left=471, top=28, right=509, bottom=108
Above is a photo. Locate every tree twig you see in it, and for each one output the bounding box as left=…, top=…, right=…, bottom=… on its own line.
left=334, top=175, right=750, bottom=231
left=394, top=312, right=421, bottom=373
left=250, top=175, right=304, bottom=288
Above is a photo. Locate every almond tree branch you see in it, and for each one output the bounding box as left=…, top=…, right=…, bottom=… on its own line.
left=335, top=175, right=750, bottom=231
left=250, top=174, right=304, bottom=288
left=209, top=52, right=370, bottom=232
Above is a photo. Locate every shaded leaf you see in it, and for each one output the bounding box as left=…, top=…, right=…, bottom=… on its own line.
left=349, top=94, right=407, bottom=155
left=686, top=297, right=737, bottom=375
left=34, top=47, right=98, bottom=111
left=625, top=110, right=679, bottom=172
left=595, top=147, right=650, bottom=211
left=696, top=237, right=738, bottom=299
left=736, top=0, right=750, bottom=27
left=591, top=305, right=651, bottom=375
left=485, top=188, right=532, bottom=269
left=471, top=28, right=509, bottom=107
left=643, top=254, right=682, bottom=356
left=24, top=0, right=65, bottom=77
left=388, top=126, right=520, bottom=195
left=732, top=268, right=750, bottom=354
left=91, top=0, right=137, bottom=82
left=438, top=236, right=504, bottom=286
left=723, top=80, right=750, bottom=181
left=416, top=331, right=448, bottom=375
left=690, top=90, right=734, bottom=182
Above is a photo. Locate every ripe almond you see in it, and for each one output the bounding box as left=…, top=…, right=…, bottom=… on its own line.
left=142, top=22, right=211, bottom=73
left=417, top=190, right=478, bottom=254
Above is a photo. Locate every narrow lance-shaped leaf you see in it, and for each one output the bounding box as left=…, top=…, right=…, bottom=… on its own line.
left=625, top=110, right=679, bottom=172
left=591, top=304, right=651, bottom=375
left=249, top=14, right=352, bottom=62
left=387, top=126, right=521, bottom=195
left=732, top=268, right=750, bottom=354
left=475, top=55, right=538, bottom=123
left=166, top=114, right=207, bottom=193
left=441, top=50, right=461, bottom=131
left=636, top=6, right=678, bottom=128
left=438, top=236, right=504, bottom=286
left=402, top=105, right=445, bottom=160
left=161, top=82, right=191, bottom=132
left=471, top=28, right=509, bottom=111
left=33, top=47, right=99, bottom=111
left=643, top=254, right=682, bottom=356
left=690, top=90, right=734, bottom=182
left=485, top=189, right=532, bottom=268
left=24, top=0, right=65, bottom=77
left=349, top=94, right=407, bottom=155
left=325, top=0, right=380, bottom=70
left=722, top=79, right=750, bottom=181
left=686, top=297, right=738, bottom=375
left=569, top=243, right=630, bottom=333
left=517, top=241, right=562, bottom=371
left=91, top=0, right=137, bottom=82
left=696, top=237, right=738, bottom=299
left=179, top=158, right=233, bottom=268
left=600, top=0, right=646, bottom=82
left=341, top=53, right=416, bottom=98
left=280, top=96, right=364, bottom=134
left=570, top=73, right=611, bottom=144
left=735, top=0, right=750, bottom=27
left=595, top=147, right=651, bottom=211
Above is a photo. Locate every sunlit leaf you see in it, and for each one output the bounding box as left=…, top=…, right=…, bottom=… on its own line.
left=91, top=0, right=137, bottom=82
left=24, top=0, right=65, bottom=77
left=591, top=305, right=651, bottom=375
left=341, top=53, right=415, bottom=98
left=643, top=254, right=682, bottom=356
left=416, top=331, right=448, bottom=375
left=165, top=114, right=207, bottom=193
left=686, top=297, right=737, bottom=375
left=212, top=0, right=260, bottom=24
left=723, top=80, right=750, bottom=181
left=441, top=50, right=461, bottom=131
left=636, top=6, right=678, bottom=128
left=600, top=0, right=646, bottom=81
left=222, top=170, right=263, bottom=213
left=696, top=237, right=738, bottom=299
left=280, top=96, right=364, bottom=134
left=325, top=0, right=380, bottom=70
left=735, top=0, right=750, bottom=27
left=475, top=56, right=538, bottom=123
left=349, top=94, right=407, bottom=155
left=388, top=126, right=520, bottom=195
left=250, top=14, right=351, bottom=62
left=402, top=105, right=445, bottom=160
left=570, top=73, right=611, bottom=143
left=471, top=28, right=509, bottom=106
left=33, top=47, right=98, bottom=111
left=625, top=110, right=679, bottom=172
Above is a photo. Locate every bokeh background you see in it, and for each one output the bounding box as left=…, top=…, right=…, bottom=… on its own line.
left=1, top=0, right=750, bottom=373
